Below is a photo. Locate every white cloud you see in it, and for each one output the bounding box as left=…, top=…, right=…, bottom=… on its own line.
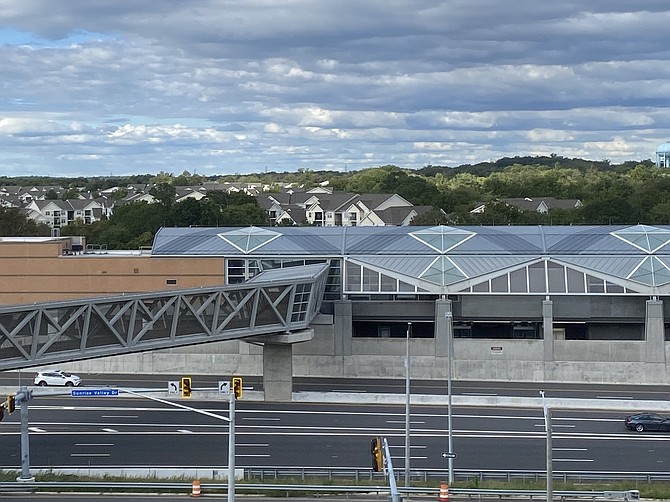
left=0, top=1, right=668, bottom=176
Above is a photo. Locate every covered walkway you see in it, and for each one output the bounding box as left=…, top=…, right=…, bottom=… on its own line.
left=0, top=263, right=329, bottom=400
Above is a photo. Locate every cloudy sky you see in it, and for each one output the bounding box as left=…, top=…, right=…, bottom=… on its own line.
left=1, top=1, right=670, bottom=177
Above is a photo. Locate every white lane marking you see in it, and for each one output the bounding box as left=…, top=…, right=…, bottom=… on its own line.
left=71, top=453, right=111, bottom=457
left=101, top=415, right=138, bottom=419
left=102, top=428, right=118, bottom=433
left=553, top=458, right=594, bottom=462
left=177, top=429, right=194, bottom=434
left=553, top=448, right=587, bottom=451
left=534, top=424, right=575, bottom=428
left=28, top=427, right=46, bottom=433
left=386, top=420, right=426, bottom=424
left=236, top=454, right=270, bottom=457
left=238, top=443, right=269, bottom=447
left=74, top=443, right=114, bottom=447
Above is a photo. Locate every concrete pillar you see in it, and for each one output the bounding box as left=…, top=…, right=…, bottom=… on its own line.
left=435, top=299, right=452, bottom=358
left=262, top=343, right=293, bottom=402
left=645, top=299, right=665, bottom=363
left=333, top=300, right=353, bottom=356
left=542, top=299, right=553, bottom=362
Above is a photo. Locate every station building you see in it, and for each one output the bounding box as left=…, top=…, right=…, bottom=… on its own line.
left=2, top=224, right=669, bottom=385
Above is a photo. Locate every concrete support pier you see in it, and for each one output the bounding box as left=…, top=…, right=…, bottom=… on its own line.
left=256, top=329, right=314, bottom=402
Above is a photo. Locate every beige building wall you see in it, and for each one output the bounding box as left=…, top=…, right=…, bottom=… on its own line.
left=0, top=238, right=225, bottom=305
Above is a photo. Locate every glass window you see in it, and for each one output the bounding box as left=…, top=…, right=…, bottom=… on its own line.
left=566, top=268, right=586, bottom=293
left=491, top=275, right=508, bottom=293
left=528, top=262, right=546, bottom=293
left=509, top=268, right=527, bottom=292
left=346, top=262, right=361, bottom=291
left=605, top=281, right=624, bottom=293
left=362, top=267, right=379, bottom=292
left=587, top=274, right=604, bottom=293
left=547, top=262, right=566, bottom=293
left=381, top=273, right=396, bottom=291
left=472, top=281, right=489, bottom=292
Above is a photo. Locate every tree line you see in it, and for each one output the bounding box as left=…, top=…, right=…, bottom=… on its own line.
left=1, top=156, right=669, bottom=248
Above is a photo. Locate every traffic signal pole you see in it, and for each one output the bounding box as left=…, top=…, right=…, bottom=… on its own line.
left=16, top=386, right=34, bottom=482
left=382, top=437, right=401, bottom=502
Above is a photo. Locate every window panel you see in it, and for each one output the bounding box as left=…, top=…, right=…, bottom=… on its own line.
left=346, top=262, right=361, bottom=291
left=528, top=262, right=546, bottom=293
left=566, top=268, right=586, bottom=293
left=362, top=267, right=379, bottom=292
left=587, top=274, right=604, bottom=293
left=490, top=275, right=508, bottom=292
left=509, top=268, right=527, bottom=292
left=472, top=281, right=489, bottom=292
left=381, top=274, right=396, bottom=291
left=547, top=262, right=566, bottom=293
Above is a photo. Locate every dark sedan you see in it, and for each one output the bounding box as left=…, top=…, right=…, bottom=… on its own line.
left=625, top=412, right=670, bottom=432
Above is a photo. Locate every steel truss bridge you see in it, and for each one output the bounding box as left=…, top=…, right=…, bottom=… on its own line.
left=0, top=263, right=329, bottom=372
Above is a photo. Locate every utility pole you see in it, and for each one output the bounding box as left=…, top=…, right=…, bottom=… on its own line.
left=446, top=311, right=454, bottom=484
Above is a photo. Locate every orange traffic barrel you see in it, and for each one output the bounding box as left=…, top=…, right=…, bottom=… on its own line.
left=438, top=483, right=449, bottom=501
left=191, top=479, right=201, bottom=497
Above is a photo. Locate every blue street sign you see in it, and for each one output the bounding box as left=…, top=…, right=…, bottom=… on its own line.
left=71, top=389, right=119, bottom=397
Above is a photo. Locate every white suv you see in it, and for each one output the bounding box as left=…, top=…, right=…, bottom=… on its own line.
left=34, top=370, right=81, bottom=387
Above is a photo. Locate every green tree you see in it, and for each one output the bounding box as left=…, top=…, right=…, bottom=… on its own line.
left=45, top=189, right=59, bottom=200
left=0, top=207, right=50, bottom=236
left=149, top=183, right=176, bottom=207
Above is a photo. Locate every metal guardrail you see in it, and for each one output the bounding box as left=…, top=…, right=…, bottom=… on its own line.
left=244, top=467, right=670, bottom=484
left=0, top=481, right=625, bottom=499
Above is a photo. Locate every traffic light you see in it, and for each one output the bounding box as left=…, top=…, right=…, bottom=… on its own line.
left=370, top=436, right=383, bottom=472
left=6, top=395, right=15, bottom=414
left=180, top=377, right=192, bottom=398
left=232, top=377, right=242, bottom=399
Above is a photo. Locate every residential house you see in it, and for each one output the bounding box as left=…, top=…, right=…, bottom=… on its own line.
left=257, top=189, right=433, bottom=227
left=471, top=197, right=582, bottom=214
left=24, top=199, right=111, bottom=228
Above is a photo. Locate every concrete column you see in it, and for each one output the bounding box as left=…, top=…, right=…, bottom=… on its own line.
left=542, top=299, right=553, bottom=362
left=262, top=343, right=293, bottom=402
left=333, top=300, right=353, bottom=356
left=645, top=299, right=665, bottom=363
left=435, top=299, right=452, bottom=358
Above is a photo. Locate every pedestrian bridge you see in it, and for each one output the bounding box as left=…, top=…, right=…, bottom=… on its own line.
left=0, top=263, right=329, bottom=399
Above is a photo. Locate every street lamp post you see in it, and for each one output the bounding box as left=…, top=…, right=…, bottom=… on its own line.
left=540, top=391, right=553, bottom=502
left=405, top=322, right=412, bottom=487
left=446, top=311, right=454, bottom=484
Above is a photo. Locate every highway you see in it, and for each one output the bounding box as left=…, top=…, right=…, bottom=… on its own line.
left=0, top=374, right=668, bottom=474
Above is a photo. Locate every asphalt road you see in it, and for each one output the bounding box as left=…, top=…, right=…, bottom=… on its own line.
left=3, top=371, right=670, bottom=400
left=0, top=375, right=668, bottom=474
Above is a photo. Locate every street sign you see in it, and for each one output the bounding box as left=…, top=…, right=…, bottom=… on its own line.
left=219, top=381, right=230, bottom=395
left=441, top=452, right=456, bottom=459
left=71, top=389, right=119, bottom=397
left=168, top=381, right=179, bottom=394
